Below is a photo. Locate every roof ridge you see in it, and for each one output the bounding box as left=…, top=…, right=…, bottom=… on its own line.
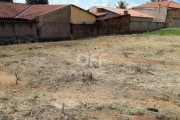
left=15, top=5, right=33, bottom=18
left=167, top=1, right=172, bottom=7
left=36, top=4, right=68, bottom=19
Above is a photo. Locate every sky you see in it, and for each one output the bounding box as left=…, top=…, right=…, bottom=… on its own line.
left=14, top=0, right=179, bottom=10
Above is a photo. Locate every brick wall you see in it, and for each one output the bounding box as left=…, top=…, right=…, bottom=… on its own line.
left=0, top=20, right=37, bottom=45
left=71, top=15, right=130, bottom=39
left=166, top=9, right=180, bottom=27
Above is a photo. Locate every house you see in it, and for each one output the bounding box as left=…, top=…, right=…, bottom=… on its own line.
left=17, top=4, right=96, bottom=39
left=0, top=2, right=37, bottom=44
left=88, top=6, right=154, bottom=22
left=70, top=5, right=96, bottom=24
left=0, top=2, right=96, bottom=43
left=132, top=1, right=180, bottom=27
left=88, top=6, right=166, bottom=32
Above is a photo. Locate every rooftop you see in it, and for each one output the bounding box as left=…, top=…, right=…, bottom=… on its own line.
left=0, top=2, right=66, bottom=20
left=0, top=2, right=95, bottom=20
left=0, top=1, right=30, bottom=18
left=133, top=1, right=180, bottom=9
left=17, top=5, right=65, bottom=20
left=93, top=6, right=154, bottom=18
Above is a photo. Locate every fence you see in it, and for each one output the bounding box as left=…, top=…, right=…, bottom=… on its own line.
left=0, top=15, right=166, bottom=45
left=0, top=20, right=37, bottom=44
left=71, top=15, right=130, bottom=39
left=130, top=21, right=165, bottom=32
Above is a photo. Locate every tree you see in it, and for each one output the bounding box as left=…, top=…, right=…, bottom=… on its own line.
left=0, top=0, right=13, bottom=2
left=116, top=1, right=128, bottom=9
left=149, top=0, right=169, bottom=2
left=147, top=0, right=169, bottom=3
left=26, top=0, right=48, bottom=4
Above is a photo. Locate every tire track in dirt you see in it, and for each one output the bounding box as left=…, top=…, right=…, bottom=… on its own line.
left=99, top=55, right=179, bottom=66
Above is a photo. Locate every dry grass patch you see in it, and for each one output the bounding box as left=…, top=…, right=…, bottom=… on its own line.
left=0, top=34, right=180, bottom=119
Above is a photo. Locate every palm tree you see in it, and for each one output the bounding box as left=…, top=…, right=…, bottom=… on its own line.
left=116, top=1, right=128, bottom=9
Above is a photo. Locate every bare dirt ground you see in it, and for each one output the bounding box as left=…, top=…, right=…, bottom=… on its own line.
left=0, top=34, right=180, bottom=120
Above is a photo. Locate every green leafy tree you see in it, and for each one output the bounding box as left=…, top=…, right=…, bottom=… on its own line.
left=116, top=1, right=128, bottom=9
left=26, top=0, right=48, bottom=4
left=0, top=0, right=13, bottom=2
left=147, top=0, right=168, bottom=3
left=149, top=0, right=168, bottom=2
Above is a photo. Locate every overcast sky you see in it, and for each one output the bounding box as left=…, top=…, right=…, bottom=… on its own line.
left=14, top=0, right=179, bottom=10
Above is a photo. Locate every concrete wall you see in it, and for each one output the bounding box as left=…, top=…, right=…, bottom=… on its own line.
left=130, top=21, right=165, bottom=32
left=134, top=8, right=167, bottom=22
left=166, top=9, right=180, bottom=27
left=0, top=20, right=37, bottom=44
left=38, top=5, right=71, bottom=40
left=71, top=5, right=96, bottom=24
left=71, top=15, right=130, bottom=38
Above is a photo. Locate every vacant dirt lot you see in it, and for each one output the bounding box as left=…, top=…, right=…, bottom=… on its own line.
left=0, top=34, right=180, bottom=120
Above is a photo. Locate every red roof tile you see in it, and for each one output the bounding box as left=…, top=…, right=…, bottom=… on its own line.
left=17, top=5, right=65, bottom=20
left=133, top=1, right=180, bottom=9
left=0, top=1, right=30, bottom=18
left=0, top=2, right=66, bottom=20
left=168, top=1, right=180, bottom=8
left=127, top=9, right=154, bottom=18
left=101, top=7, right=154, bottom=18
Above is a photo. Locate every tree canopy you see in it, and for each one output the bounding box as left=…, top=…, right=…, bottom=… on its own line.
left=26, top=0, right=48, bottom=4
left=0, top=0, right=13, bottom=2
left=149, top=0, right=168, bottom=2
left=116, top=1, right=128, bottom=9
